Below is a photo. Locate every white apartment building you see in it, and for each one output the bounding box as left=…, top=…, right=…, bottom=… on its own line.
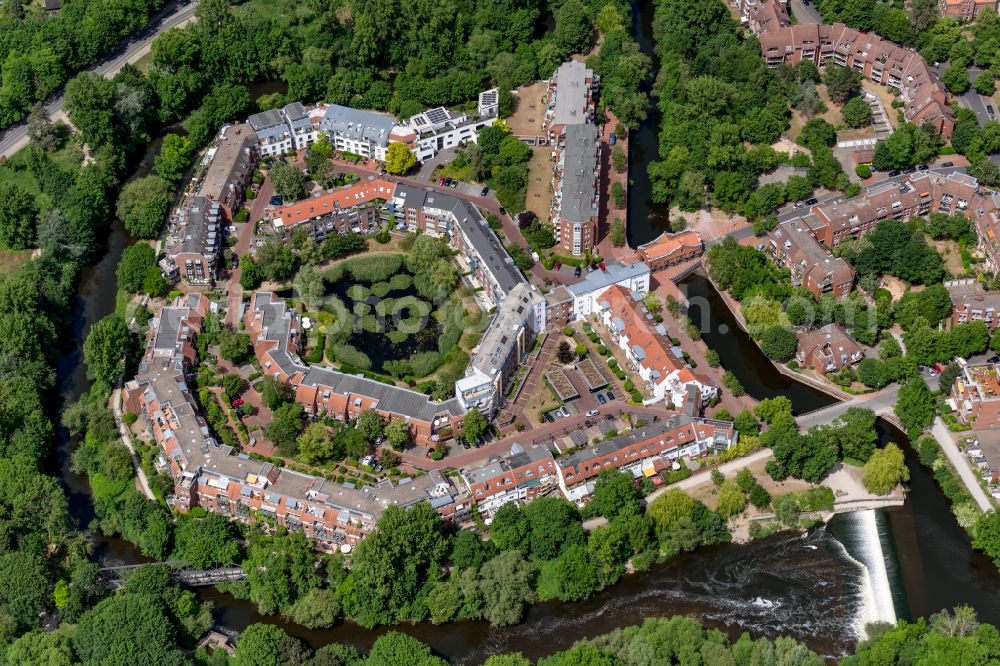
left=248, top=102, right=320, bottom=157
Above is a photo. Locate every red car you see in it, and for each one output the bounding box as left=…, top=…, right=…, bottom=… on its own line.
left=553, top=261, right=562, bottom=271
left=438, top=177, right=446, bottom=185
left=230, top=398, right=245, bottom=408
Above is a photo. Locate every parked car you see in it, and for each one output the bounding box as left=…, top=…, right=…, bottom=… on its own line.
left=226, top=225, right=237, bottom=234
left=941, top=161, right=955, bottom=168
left=917, top=164, right=929, bottom=171
left=574, top=266, right=583, bottom=277
left=903, top=166, right=916, bottom=174
left=606, top=391, right=615, bottom=401
left=888, top=169, right=901, bottom=177
left=553, top=261, right=562, bottom=271
left=609, top=132, right=616, bottom=146
left=443, top=177, right=453, bottom=187
left=558, top=407, right=570, bottom=418
left=268, top=196, right=283, bottom=206
left=793, top=201, right=805, bottom=209
left=499, top=207, right=507, bottom=216
left=596, top=393, right=607, bottom=405
left=989, top=355, right=1000, bottom=364
left=230, top=398, right=244, bottom=408
left=586, top=409, right=600, bottom=417
left=359, top=455, right=374, bottom=467
left=438, top=177, right=446, bottom=185
left=543, top=412, right=554, bottom=423
left=462, top=441, right=470, bottom=449
left=989, top=105, right=996, bottom=117
left=805, top=197, right=818, bottom=205
left=481, top=186, right=489, bottom=196
left=449, top=179, right=458, bottom=188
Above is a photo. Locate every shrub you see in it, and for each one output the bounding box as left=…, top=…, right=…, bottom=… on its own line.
left=330, top=343, right=372, bottom=370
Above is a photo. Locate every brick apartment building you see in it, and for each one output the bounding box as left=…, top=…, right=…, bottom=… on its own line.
left=744, top=1, right=955, bottom=138
left=161, top=196, right=223, bottom=285
left=552, top=123, right=600, bottom=255
left=162, top=123, right=258, bottom=285
left=636, top=230, right=704, bottom=272
left=949, top=362, right=1000, bottom=428
left=459, top=443, right=557, bottom=516
left=245, top=291, right=468, bottom=446
left=936, top=0, right=994, bottom=21
left=767, top=219, right=855, bottom=301
left=556, top=416, right=737, bottom=501
left=123, top=295, right=462, bottom=550
left=266, top=178, right=394, bottom=237
left=771, top=172, right=987, bottom=302
left=795, top=323, right=864, bottom=373
left=947, top=278, right=1000, bottom=330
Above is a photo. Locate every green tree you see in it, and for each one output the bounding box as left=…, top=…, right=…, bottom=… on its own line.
left=554, top=0, right=594, bottom=54
left=976, top=71, right=997, bottom=96
left=357, top=408, right=385, bottom=443
left=218, top=329, right=253, bottom=365
left=72, top=594, right=185, bottom=666
left=116, top=176, right=172, bottom=239
left=84, top=315, right=129, bottom=387
left=716, top=480, right=746, bottom=518
left=462, top=409, right=488, bottom=445
left=264, top=403, right=304, bottom=455
left=233, top=623, right=308, bottom=666
left=586, top=471, right=641, bottom=520
left=154, top=134, right=195, bottom=185
left=288, top=588, right=341, bottom=629
left=942, top=65, right=970, bottom=94
left=894, top=376, right=936, bottom=434
left=823, top=64, right=860, bottom=104
left=733, top=410, right=760, bottom=436
left=172, top=512, right=241, bottom=568
left=385, top=142, right=417, bottom=175
left=269, top=161, right=307, bottom=202
left=365, top=632, right=447, bottom=666
left=833, top=407, right=878, bottom=462
left=861, top=443, right=909, bottom=495
left=841, top=96, right=873, bottom=128
left=759, top=325, right=797, bottom=362
left=0, top=183, right=38, bottom=250
left=648, top=488, right=694, bottom=533
left=972, top=511, right=1000, bottom=567
left=116, top=243, right=158, bottom=293
left=478, top=550, right=536, bottom=627
left=385, top=418, right=410, bottom=450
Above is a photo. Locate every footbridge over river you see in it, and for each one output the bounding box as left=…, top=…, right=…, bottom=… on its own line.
left=99, top=561, right=246, bottom=587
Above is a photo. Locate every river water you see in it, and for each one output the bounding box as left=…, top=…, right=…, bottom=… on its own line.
left=51, top=73, right=1000, bottom=662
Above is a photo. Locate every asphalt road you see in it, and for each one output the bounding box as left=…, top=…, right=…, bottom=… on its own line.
left=789, top=0, right=823, bottom=24
left=0, top=0, right=199, bottom=159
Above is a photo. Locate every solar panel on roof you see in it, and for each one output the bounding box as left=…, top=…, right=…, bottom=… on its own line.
left=425, top=107, right=449, bottom=124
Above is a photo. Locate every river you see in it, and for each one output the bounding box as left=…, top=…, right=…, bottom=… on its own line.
left=52, top=75, right=1000, bottom=662
left=624, top=0, right=671, bottom=248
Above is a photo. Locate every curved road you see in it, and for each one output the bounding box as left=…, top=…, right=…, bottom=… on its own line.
left=0, top=0, right=199, bottom=159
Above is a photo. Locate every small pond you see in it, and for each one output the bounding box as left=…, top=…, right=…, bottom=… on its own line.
left=320, top=268, right=443, bottom=374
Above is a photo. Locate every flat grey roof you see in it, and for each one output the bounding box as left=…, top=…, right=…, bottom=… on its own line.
left=560, top=124, right=599, bottom=224
left=552, top=61, right=593, bottom=127
left=567, top=262, right=650, bottom=297
left=321, top=105, right=397, bottom=147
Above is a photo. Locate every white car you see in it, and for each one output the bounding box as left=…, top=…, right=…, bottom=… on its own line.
left=586, top=409, right=600, bottom=417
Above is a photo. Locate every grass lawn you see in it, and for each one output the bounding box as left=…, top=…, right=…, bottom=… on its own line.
left=0, top=138, right=83, bottom=214
left=247, top=0, right=291, bottom=22
left=0, top=249, right=33, bottom=276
